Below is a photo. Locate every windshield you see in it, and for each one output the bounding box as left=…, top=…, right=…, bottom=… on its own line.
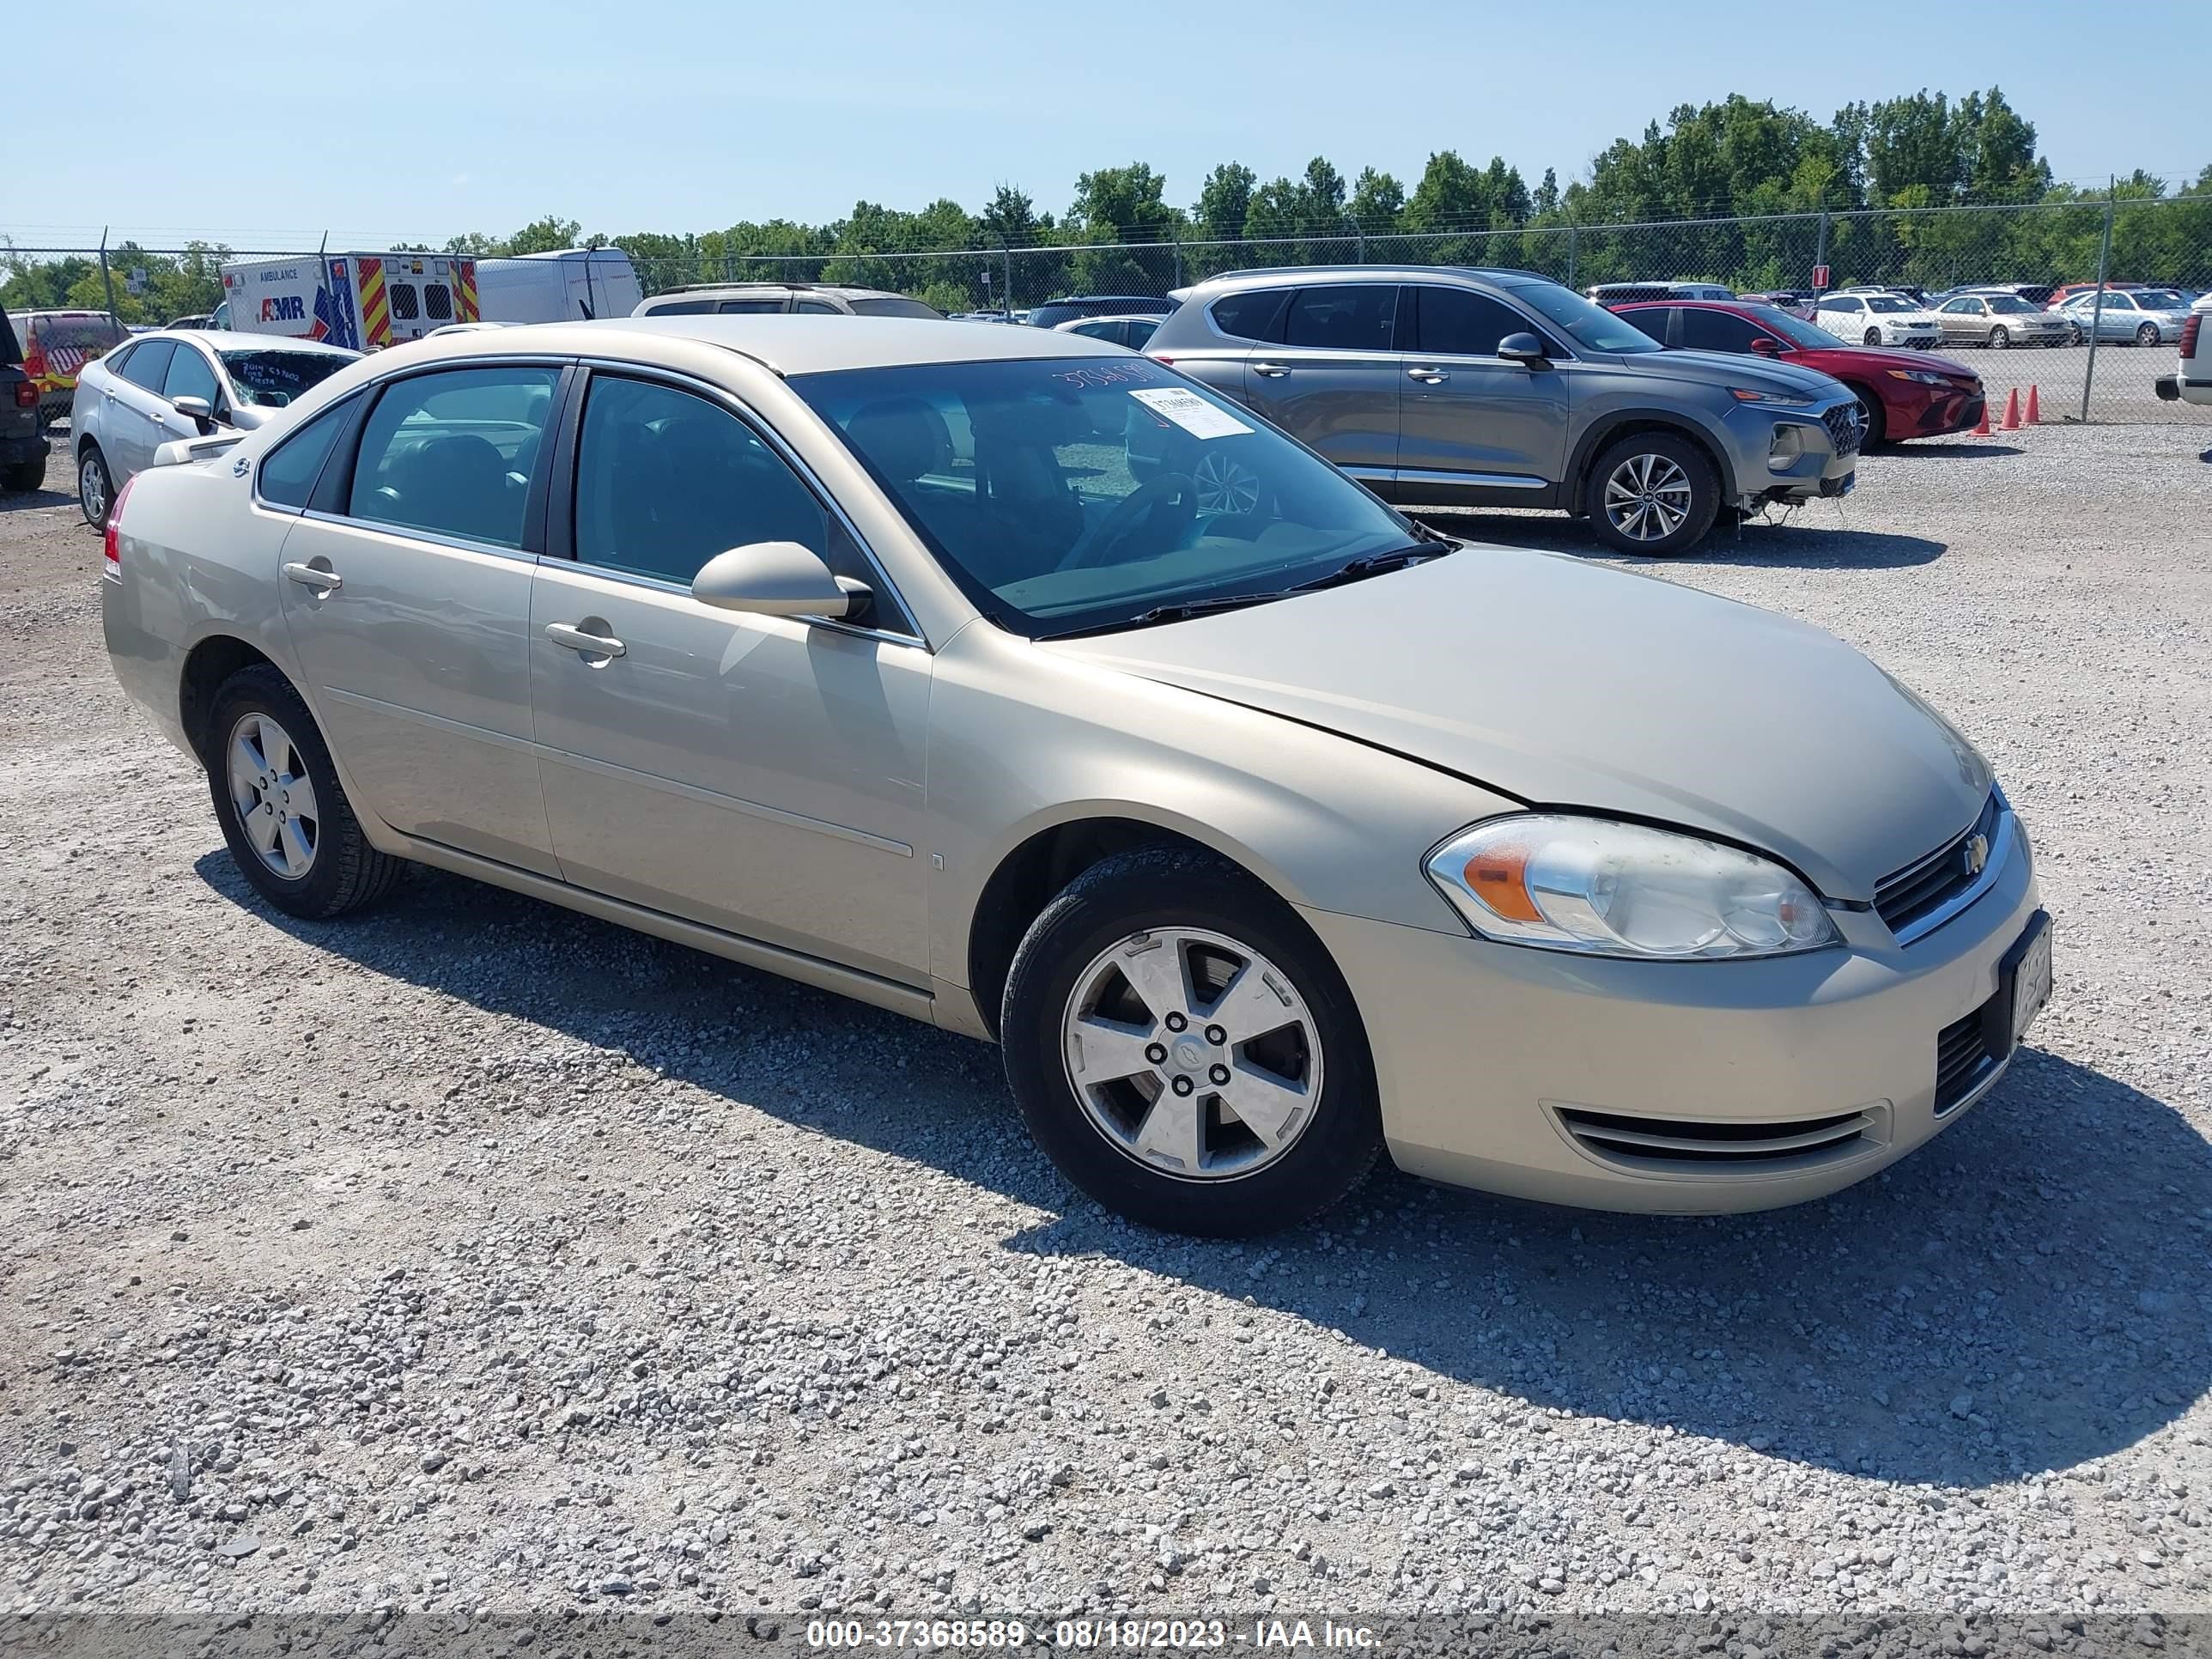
left=218, top=349, right=353, bottom=407
left=794, top=357, right=1419, bottom=638
left=1510, top=280, right=1662, bottom=353
left=1987, top=295, right=2037, bottom=313
left=1865, top=295, right=1917, bottom=313
left=1745, top=305, right=1840, bottom=351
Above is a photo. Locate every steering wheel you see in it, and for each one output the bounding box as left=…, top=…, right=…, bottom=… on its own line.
left=1055, top=473, right=1195, bottom=572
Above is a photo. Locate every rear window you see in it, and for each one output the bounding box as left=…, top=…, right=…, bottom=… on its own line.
left=32, top=315, right=129, bottom=356
left=219, top=349, right=355, bottom=408
left=645, top=298, right=716, bottom=315
left=1283, top=285, right=1395, bottom=350
left=848, top=296, right=945, bottom=319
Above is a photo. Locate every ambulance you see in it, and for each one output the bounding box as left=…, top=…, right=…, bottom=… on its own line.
left=216, top=248, right=640, bottom=349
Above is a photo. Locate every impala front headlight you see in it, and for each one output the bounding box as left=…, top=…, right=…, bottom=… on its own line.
left=1425, top=816, right=1841, bottom=960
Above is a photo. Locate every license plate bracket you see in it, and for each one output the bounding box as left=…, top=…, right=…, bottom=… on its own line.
left=1984, top=909, right=2053, bottom=1055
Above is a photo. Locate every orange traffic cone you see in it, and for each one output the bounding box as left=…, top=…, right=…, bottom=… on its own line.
left=1999, top=387, right=2022, bottom=431
left=1972, top=398, right=1992, bottom=437
left=2024, top=384, right=2041, bottom=424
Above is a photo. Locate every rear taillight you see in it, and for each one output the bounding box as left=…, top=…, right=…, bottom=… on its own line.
left=103, top=475, right=136, bottom=581
left=11, top=380, right=33, bottom=409
left=2182, top=313, right=2202, bottom=360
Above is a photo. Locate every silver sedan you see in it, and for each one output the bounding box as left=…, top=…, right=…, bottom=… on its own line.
left=70, top=329, right=357, bottom=530
left=100, top=319, right=2051, bottom=1235
left=2057, top=289, right=2195, bottom=345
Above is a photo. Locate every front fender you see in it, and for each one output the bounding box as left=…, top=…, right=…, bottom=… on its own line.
left=1565, top=404, right=1743, bottom=503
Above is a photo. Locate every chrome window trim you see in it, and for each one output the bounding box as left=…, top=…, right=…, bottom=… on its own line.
left=295, top=507, right=542, bottom=562
left=529, top=557, right=928, bottom=652
left=1887, top=794, right=2018, bottom=948
left=569, top=356, right=928, bottom=647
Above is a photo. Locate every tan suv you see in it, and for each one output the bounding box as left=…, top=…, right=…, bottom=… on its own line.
left=631, top=283, right=943, bottom=319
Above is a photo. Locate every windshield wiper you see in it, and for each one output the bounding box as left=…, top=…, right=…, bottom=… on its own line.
left=1286, top=538, right=1458, bottom=593
left=1042, top=592, right=1291, bottom=639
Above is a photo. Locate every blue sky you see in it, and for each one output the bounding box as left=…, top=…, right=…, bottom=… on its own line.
left=24, top=0, right=2204, bottom=251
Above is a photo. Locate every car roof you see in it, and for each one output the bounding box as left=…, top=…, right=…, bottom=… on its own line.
left=1176, top=264, right=1545, bottom=295
left=133, top=328, right=359, bottom=356
left=374, top=314, right=1127, bottom=377
left=647, top=283, right=908, bottom=302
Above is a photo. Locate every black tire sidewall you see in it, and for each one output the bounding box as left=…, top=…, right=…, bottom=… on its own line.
left=1000, top=850, right=1382, bottom=1237
left=205, top=667, right=376, bottom=920
left=1583, top=430, right=1721, bottom=556
left=1852, top=389, right=1887, bottom=447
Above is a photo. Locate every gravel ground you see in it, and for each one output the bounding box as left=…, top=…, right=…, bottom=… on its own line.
left=2, top=426, right=2209, bottom=1637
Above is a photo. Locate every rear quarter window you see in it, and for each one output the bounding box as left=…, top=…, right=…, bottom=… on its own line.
left=1208, top=289, right=1290, bottom=343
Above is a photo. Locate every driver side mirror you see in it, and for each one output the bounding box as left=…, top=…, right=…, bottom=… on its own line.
left=171, top=394, right=221, bottom=435
left=1498, top=331, right=1548, bottom=366
left=690, top=540, right=871, bottom=623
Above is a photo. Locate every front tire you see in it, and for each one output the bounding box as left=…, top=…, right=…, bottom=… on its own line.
left=2136, top=323, right=2160, bottom=347
left=77, top=445, right=111, bottom=529
left=1, top=454, right=43, bottom=494
left=205, top=665, right=402, bottom=921
left=1583, top=431, right=1719, bottom=556
left=1000, top=846, right=1382, bottom=1237
left=1989, top=325, right=2010, bottom=349
left=1863, top=327, right=1882, bottom=347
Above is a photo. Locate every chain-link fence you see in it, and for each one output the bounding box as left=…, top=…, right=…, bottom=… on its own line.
left=9, top=195, right=2208, bottom=422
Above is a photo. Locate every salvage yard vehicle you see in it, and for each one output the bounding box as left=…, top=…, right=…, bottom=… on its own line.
left=223, top=248, right=641, bottom=350
left=70, top=331, right=358, bottom=529
left=14, top=308, right=131, bottom=424
left=101, top=316, right=2049, bottom=1237
left=1812, top=290, right=1942, bottom=349
left=2154, top=293, right=2211, bottom=405
left=1613, top=299, right=1985, bottom=445
left=1928, top=292, right=2069, bottom=349
left=0, top=305, right=46, bottom=492
left=2056, top=287, right=2194, bottom=346
left=1147, top=264, right=1862, bottom=556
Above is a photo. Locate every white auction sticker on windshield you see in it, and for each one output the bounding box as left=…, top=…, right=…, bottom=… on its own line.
left=1128, top=386, right=1253, bottom=440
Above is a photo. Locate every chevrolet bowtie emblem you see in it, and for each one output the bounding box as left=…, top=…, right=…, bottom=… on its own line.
left=1963, top=833, right=1990, bottom=876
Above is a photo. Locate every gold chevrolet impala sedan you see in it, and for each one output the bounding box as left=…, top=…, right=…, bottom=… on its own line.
left=100, top=316, right=2051, bottom=1235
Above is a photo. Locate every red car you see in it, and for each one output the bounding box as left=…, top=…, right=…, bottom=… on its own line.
left=1613, top=300, right=1984, bottom=446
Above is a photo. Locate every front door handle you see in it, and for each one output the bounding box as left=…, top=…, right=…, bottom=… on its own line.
left=545, top=621, right=625, bottom=659
left=281, top=562, right=341, bottom=592
left=1250, top=362, right=1291, bottom=378
left=1407, top=366, right=1449, bottom=384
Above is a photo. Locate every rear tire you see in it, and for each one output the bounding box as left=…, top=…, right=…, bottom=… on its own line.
left=1000, top=846, right=1383, bottom=1237
left=77, top=445, right=111, bottom=529
left=1, top=454, right=43, bottom=494
left=1583, top=431, right=1720, bottom=556
left=205, top=664, right=402, bottom=921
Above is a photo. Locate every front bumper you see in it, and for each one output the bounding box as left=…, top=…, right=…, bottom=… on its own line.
left=1303, top=817, right=2042, bottom=1213
left=1725, top=401, right=1857, bottom=507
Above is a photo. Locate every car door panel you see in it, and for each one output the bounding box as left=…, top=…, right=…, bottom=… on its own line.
left=103, top=340, right=176, bottom=478
left=1239, top=284, right=1401, bottom=474
left=528, top=568, right=933, bottom=981
left=1392, top=285, right=1571, bottom=494
left=275, top=362, right=566, bottom=875
left=526, top=370, right=933, bottom=981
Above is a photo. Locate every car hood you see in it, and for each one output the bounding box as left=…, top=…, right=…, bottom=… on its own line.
left=1801, top=343, right=1979, bottom=380
left=1618, top=349, right=1843, bottom=399
left=1045, top=549, right=1991, bottom=900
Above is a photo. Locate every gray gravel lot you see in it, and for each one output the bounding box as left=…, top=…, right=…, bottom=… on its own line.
left=2, top=425, right=2209, bottom=1633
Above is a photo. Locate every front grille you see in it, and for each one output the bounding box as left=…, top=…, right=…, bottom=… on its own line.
left=1875, top=793, right=2001, bottom=939
left=1934, top=1007, right=2000, bottom=1115
left=1823, top=403, right=1863, bottom=455
left=1557, top=1106, right=1881, bottom=1176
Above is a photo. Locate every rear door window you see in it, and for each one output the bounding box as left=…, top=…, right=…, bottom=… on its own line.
left=1618, top=307, right=1674, bottom=345
left=1283, top=285, right=1397, bottom=350
left=118, top=339, right=176, bottom=392
left=1208, top=289, right=1290, bottom=343
left=645, top=299, right=716, bottom=315
left=717, top=298, right=787, bottom=313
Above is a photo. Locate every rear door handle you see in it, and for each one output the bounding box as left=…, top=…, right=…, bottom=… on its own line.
left=1250, top=362, right=1291, bottom=378
left=281, top=562, right=341, bottom=592
left=1407, top=367, right=1449, bottom=384
left=545, top=622, right=625, bottom=659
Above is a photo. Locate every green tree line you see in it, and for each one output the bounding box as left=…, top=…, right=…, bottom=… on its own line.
left=9, top=88, right=2211, bottom=319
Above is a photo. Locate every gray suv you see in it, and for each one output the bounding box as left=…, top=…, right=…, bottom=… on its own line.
left=1146, top=266, right=1862, bottom=555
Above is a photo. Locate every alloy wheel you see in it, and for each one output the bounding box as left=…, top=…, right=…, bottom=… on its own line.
left=78, top=453, right=107, bottom=527
left=225, top=712, right=320, bottom=880
left=1990, top=326, right=2009, bottom=349
left=1060, top=927, right=1322, bottom=1181
left=2137, top=324, right=2160, bottom=347
left=1190, top=451, right=1261, bottom=515
left=1602, top=453, right=1693, bottom=544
